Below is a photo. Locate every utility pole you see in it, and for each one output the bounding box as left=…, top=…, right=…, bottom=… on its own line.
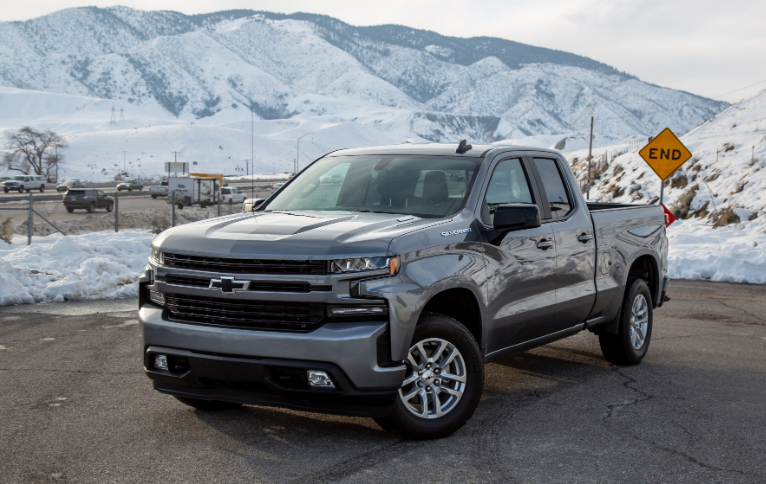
left=123, top=151, right=126, bottom=174
left=587, top=116, right=594, bottom=199
left=251, top=108, right=254, bottom=181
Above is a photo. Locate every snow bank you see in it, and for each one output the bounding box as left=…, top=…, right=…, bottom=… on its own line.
left=667, top=219, right=766, bottom=284
left=0, top=231, right=153, bottom=305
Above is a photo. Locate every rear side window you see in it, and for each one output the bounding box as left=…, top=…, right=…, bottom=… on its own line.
left=221, top=188, right=230, bottom=194
left=534, top=158, right=572, bottom=220
left=482, top=158, right=534, bottom=224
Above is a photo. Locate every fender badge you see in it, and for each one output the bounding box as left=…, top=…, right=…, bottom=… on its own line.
left=441, top=228, right=472, bottom=237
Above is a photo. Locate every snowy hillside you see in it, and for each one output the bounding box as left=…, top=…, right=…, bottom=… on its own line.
left=564, top=89, right=766, bottom=283
left=0, top=7, right=725, bottom=155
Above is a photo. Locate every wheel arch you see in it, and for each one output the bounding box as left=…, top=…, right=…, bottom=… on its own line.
left=625, top=252, right=660, bottom=307
left=421, top=287, right=484, bottom=352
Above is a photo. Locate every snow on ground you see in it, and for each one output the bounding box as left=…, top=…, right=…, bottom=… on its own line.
left=667, top=218, right=766, bottom=284
left=0, top=219, right=764, bottom=307
left=0, top=231, right=153, bottom=305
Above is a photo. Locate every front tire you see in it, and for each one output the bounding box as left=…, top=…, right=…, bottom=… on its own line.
left=374, top=313, right=483, bottom=439
left=173, top=396, right=242, bottom=411
left=87, top=202, right=95, bottom=213
left=40, top=185, right=45, bottom=192
left=106, top=202, right=113, bottom=213
left=599, top=279, right=653, bottom=366
left=18, top=186, right=24, bottom=193
left=65, top=206, right=74, bottom=213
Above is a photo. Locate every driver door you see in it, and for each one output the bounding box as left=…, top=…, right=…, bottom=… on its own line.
left=482, top=157, right=558, bottom=356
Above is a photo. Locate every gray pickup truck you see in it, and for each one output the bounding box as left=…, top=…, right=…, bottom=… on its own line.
left=139, top=142, right=668, bottom=439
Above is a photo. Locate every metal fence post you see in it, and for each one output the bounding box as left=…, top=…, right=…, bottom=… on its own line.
left=171, top=190, right=176, bottom=227
left=27, top=192, right=33, bottom=245
left=217, top=191, right=221, bottom=217
left=114, top=193, right=119, bottom=232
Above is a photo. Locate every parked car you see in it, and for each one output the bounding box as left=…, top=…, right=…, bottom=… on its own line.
left=2, top=175, right=46, bottom=193
left=140, top=142, right=668, bottom=439
left=117, top=179, right=144, bottom=191
left=63, top=188, right=114, bottom=213
left=220, top=187, right=247, bottom=205
left=57, top=179, right=85, bottom=193
left=271, top=182, right=284, bottom=191
left=150, top=181, right=169, bottom=199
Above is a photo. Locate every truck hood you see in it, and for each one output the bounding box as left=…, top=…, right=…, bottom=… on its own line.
left=153, top=211, right=445, bottom=259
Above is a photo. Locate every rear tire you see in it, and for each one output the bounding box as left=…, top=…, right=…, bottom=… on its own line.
left=599, top=279, right=653, bottom=366
left=374, top=313, right=483, bottom=440
left=151, top=195, right=157, bottom=199
left=87, top=202, right=95, bottom=213
left=173, top=396, right=242, bottom=411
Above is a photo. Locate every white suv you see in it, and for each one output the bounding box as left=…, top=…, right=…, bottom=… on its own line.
left=220, top=187, right=247, bottom=204
left=2, top=175, right=47, bottom=193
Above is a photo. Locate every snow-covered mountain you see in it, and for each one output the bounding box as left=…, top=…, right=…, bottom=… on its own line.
left=0, top=6, right=726, bottom=147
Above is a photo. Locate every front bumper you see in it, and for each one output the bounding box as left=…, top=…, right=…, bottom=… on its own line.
left=139, top=304, right=406, bottom=417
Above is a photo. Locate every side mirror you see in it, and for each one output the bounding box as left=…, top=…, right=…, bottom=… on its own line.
left=493, top=204, right=541, bottom=232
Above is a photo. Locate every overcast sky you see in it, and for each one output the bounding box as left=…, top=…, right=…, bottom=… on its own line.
left=2, top=0, right=765, bottom=103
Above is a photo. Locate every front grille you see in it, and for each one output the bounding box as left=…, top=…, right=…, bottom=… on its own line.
left=165, top=293, right=325, bottom=332
left=164, top=253, right=327, bottom=275
left=163, top=274, right=329, bottom=293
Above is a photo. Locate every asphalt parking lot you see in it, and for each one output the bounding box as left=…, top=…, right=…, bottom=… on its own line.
left=0, top=279, right=764, bottom=483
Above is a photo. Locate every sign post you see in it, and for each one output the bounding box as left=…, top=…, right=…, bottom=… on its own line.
left=639, top=128, right=692, bottom=204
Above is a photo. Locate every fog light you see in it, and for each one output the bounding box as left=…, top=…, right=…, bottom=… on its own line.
left=307, top=370, right=335, bottom=388
left=149, top=290, right=165, bottom=305
left=154, top=355, right=168, bottom=370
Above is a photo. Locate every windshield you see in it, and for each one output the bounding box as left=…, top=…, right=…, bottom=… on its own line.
left=63, top=180, right=78, bottom=184
left=12, top=176, right=25, bottom=180
left=264, top=155, right=481, bottom=218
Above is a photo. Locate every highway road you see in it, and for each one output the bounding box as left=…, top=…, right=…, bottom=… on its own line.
left=0, top=280, right=764, bottom=483
left=1, top=190, right=275, bottom=223
left=0, top=181, right=284, bottom=203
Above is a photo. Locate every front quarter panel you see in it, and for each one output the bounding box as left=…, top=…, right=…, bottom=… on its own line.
left=361, top=210, right=488, bottom=361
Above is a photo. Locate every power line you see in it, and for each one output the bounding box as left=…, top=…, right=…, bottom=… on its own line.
left=712, top=77, right=766, bottom=99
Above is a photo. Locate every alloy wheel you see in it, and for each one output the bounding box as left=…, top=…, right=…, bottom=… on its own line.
left=399, top=338, right=467, bottom=419
left=629, top=294, right=649, bottom=350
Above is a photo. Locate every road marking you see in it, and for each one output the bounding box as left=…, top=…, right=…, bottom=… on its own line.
left=42, top=338, right=54, bottom=341
left=0, top=345, right=7, bottom=350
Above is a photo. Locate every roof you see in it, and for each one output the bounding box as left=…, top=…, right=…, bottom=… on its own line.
left=328, top=142, right=562, bottom=158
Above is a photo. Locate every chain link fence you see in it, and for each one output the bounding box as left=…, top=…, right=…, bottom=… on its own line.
left=0, top=190, right=262, bottom=244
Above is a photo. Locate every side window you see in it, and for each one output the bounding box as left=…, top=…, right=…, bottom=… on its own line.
left=482, top=158, right=534, bottom=225
left=534, top=158, right=572, bottom=220
left=97, top=190, right=105, bottom=196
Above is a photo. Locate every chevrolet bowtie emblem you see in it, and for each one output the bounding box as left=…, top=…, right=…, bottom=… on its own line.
left=209, top=276, right=250, bottom=294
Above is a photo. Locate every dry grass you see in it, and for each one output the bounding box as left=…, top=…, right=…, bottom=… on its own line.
left=731, top=180, right=747, bottom=194
left=670, top=173, right=688, bottom=189
left=714, top=207, right=740, bottom=227
left=722, top=142, right=735, bottom=152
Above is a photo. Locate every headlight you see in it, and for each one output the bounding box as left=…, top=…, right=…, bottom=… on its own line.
left=150, top=246, right=164, bottom=266
left=329, top=256, right=400, bottom=275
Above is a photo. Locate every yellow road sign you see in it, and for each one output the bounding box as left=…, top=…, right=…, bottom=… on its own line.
left=639, top=128, right=692, bottom=180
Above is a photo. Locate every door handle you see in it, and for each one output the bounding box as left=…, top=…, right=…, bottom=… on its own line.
left=536, top=239, right=554, bottom=250
left=577, top=233, right=593, bottom=243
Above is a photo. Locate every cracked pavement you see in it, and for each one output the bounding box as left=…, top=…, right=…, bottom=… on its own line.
left=1, top=280, right=765, bottom=483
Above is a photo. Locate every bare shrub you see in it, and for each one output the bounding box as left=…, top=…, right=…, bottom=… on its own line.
left=721, top=142, right=735, bottom=152
left=670, top=184, right=699, bottom=219
left=731, top=180, right=747, bottom=194
left=0, top=216, right=13, bottom=244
